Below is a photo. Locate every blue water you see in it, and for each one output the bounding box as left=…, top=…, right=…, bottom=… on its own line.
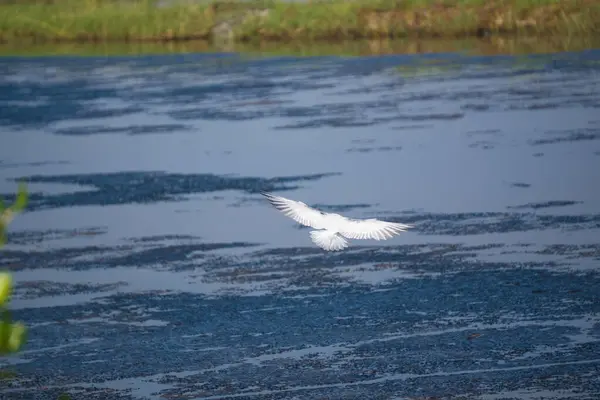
left=0, top=48, right=599, bottom=400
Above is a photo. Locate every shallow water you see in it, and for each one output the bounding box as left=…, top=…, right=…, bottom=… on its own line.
left=1, top=43, right=599, bottom=400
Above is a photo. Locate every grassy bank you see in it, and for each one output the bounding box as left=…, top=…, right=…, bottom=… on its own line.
left=0, top=0, right=598, bottom=43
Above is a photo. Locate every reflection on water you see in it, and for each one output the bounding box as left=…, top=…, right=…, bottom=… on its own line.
left=1, top=35, right=600, bottom=58
left=0, top=40, right=599, bottom=400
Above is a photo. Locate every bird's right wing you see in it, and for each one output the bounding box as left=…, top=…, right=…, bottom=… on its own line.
left=261, top=192, right=327, bottom=229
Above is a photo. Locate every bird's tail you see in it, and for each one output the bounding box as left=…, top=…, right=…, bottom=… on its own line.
left=310, top=230, right=348, bottom=252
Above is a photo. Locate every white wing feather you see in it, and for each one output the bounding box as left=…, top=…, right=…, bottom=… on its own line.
left=261, top=192, right=327, bottom=229
left=338, top=218, right=412, bottom=241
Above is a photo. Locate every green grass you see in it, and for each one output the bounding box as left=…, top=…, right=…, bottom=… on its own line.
left=0, top=0, right=598, bottom=43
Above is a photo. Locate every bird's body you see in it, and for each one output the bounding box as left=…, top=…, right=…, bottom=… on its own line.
left=261, top=192, right=412, bottom=251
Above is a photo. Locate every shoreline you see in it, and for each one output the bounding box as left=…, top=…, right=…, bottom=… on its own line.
left=1, top=35, right=599, bottom=58
left=0, top=0, right=598, bottom=44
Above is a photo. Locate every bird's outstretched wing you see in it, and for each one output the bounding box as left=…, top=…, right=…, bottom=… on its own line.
left=261, top=192, right=327, bottom=229
left=338, top=217, right=412, bottom=241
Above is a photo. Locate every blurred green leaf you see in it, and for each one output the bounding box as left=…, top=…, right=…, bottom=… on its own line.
left=0, top=183, right=28, bottom=248
left=0, top=321, right=7, bottom=353
left=7, top=322, right=26, bottom=353
left=0, top=186, right=29, bottom=358
left=2, top=308, right=13, bottom=325
left=12, top=182, right=28, bottom=213
left=0, top=273, right=12, bottom=306
left=0, top=312, right=27, bottom=355
left=57, top=394, right=72, bottom=400
left=0, top=310, right=13, bottom=355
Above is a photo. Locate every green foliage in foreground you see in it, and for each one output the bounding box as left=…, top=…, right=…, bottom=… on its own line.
left=0, top=0, right=598, bottom=42
left=0, top=183, right=72, bottom=399
left=0, top=183, right=28, bottom=356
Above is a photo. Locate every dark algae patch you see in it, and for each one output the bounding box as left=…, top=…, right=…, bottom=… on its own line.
left=0, top=171, right=340, bottom=211
left=0, top=0, right=598, bottom=43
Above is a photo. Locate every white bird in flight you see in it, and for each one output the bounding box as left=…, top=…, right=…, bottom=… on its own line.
left=261, top=192, right=413, bottom=251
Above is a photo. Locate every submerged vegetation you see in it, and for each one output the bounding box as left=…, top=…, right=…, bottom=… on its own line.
left=0, top=0, right=598, bottom=43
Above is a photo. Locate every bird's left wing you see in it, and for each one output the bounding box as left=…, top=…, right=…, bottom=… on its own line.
left=261, top=192, right=327, bottom=229
left=338, top=217, right=412, bottom=241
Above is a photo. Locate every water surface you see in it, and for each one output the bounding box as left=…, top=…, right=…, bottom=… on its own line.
left=1, top=41, right=599, bottom=399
